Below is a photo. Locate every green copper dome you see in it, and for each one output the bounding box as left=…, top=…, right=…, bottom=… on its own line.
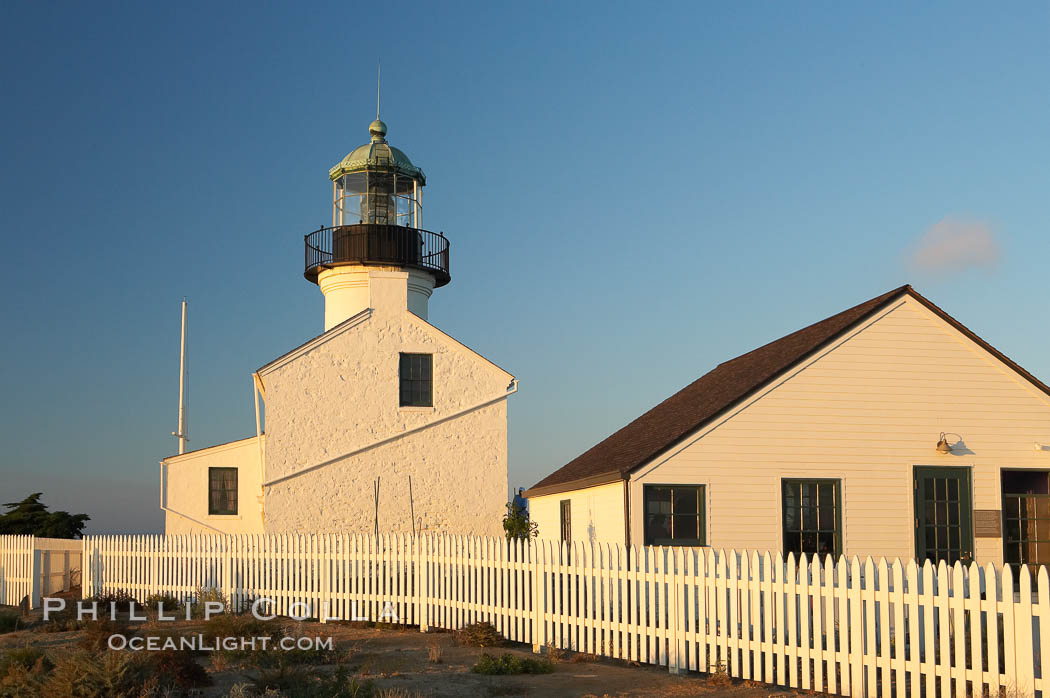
left=328, top=119, right=426, bottom=184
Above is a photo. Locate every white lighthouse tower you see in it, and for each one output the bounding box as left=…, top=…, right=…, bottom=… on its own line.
left=162, top=109, right=514, bottom=539
left=305, top=118, right=449, bottom=330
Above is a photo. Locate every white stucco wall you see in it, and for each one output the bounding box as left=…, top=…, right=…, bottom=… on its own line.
left=162, top=435, right=264, bottom=534
left=259, top=275, right=513, bottom=537
left=625, top=296, right=1050, bottom=565
left=318, top=266, right=434, bottom=329
left=529, top=481, right=625, bottom=544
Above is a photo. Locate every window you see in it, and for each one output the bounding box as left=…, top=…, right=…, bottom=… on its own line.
left=560, top=500, right=571, bottom=543
left=208, top=467, right=238, bottom=515
left=1002, top=470, right=1050, bottom=571
left=399, top=353, right=433, bottom=407
left=643, top=485, right=705, bottom=546
left=782, top=479, right=841, bottom=559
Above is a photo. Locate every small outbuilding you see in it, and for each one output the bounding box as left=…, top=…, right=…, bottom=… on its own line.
left=526, top=285, right=1050, bottom=569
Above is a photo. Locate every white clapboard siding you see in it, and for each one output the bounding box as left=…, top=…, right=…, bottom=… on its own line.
left=77, top=533, right=1050, bottom=698
left=0, top=535, right=34, bottom=607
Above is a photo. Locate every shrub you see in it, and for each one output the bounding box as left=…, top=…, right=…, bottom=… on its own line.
left=144, top=649, right=212, bottom=690
left=472, top=652, right=553, bottom=675
left=252, top=665, right=373, bottom=698
left=201, top=613, right=286, bottom=667
left=503, top=499, right=538, bottom=540
left=38, top=650, right=109, bottom=698
left=40, top=608, right=81, bottom=633
left=192, top=586, right=228, bottom=618
left=34, top=649, right=185, bottom=698
left=0, top=661, right=48, bottom=698
left=0, top=647, right=52, bottom=675
left=0, top=613, right=25, bottom=635
left=143, top=593, right=183, bottom=616
left=201, top=613, right=284, bottom=643
left=90, top=589, right=137, bottom=613
left=453, top=621, right=505, bottom=648
left=78, top=619, right=133, bottom=652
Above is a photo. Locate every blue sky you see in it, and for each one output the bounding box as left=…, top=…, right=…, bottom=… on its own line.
left=1, top=2, right=1047, bottom=533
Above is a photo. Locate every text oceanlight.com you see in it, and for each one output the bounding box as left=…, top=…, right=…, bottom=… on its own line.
left=106, top=634, right=334, bottom=652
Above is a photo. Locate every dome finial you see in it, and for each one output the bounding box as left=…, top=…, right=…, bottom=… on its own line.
left=376, top=60, right=381, bottom=120
left=369, top=118, right=387, bottom=143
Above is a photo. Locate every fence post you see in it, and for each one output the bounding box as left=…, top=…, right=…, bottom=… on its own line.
left=668, top=547, right=683, bottom=674
left=31, top=546, right=43, bottom=609
left=531, top=539, right=544, bottom=653
left=318, top=534, right=330, bottom=624
left=149, top=537, right=158, bottom=597
left=221, top=536, right=232, bottom=610
left=1015, top=566, right=1036, bottom=695
left=417, top=534, right=429, bottom=632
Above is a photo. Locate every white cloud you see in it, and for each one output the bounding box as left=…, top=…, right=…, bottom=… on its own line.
left=906, top=217, right=1000, bottom=275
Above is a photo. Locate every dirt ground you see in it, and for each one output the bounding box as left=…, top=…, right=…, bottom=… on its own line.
left=0, top=607, right=807, bottom=697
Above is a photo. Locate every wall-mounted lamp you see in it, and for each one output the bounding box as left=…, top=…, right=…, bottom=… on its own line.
left=936, top=434, right=952, bottom=454
left=936, top=432, right=962, bottom=454
left=1036, top=442, right=1050, bottom=452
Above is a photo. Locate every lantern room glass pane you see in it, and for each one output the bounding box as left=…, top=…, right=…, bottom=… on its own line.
left=333, top=171, right=422, bottom=228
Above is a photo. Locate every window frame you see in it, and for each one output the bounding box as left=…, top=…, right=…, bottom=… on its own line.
left=399, top=352, right=433, bottom=408
left=208, top=467, right=238, bottom=516
left=781, top=478, right=842, bottom=559
left=642, top=484, right=707, bottom=547
left=1000, top=468, right=1050, bottom=572
left=559, top=500, right=572, bottom=543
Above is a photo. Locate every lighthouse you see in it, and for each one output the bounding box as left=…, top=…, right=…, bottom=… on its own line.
left=161, top=110, right=513, bottom=539
left=305, top=118, right=450, bottom=330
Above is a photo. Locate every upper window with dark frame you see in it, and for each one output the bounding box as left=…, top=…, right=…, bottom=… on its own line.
left=399, top=353, right=433, bottom=407
left=643, top=485, right=705, bottom=546
left=208, top=467, right=238, bottom=516
left=560, top=500, right=571, bottom=543
left=782, top=479, right=841, bottom=559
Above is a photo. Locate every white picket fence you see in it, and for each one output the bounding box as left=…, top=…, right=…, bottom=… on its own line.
left=74, top=534, right=1050, bottom=696
left=0, top=535, right=35, bottom=607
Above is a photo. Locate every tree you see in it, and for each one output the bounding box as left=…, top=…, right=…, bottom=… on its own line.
left=502, top=499, right=538, bottom=541
left=0, top=493, right=90, bottom=538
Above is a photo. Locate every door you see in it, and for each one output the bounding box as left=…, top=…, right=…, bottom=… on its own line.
left=914, top=466, right=973, bottom=565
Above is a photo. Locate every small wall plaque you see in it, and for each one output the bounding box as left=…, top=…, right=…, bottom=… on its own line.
left=974, top=509, right=1002, bottom=538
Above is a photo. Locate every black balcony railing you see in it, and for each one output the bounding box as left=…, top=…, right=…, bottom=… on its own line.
left=304, top=224, right=450, bottom=287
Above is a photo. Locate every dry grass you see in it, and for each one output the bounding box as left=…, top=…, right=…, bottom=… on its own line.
left=425, top=639, right=443, bottom=664
left=209, top=651, right=230, bottom=672
left=544, top=640, right=565, bottom=662
left=570, top=651, right=600, bottom=663
left=452, top=621, right=505, bottom=648
left=707, top=659, right=732, bottom=687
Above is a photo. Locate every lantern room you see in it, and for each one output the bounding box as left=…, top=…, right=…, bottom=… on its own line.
left=303, top=117, right=450, bottom=330
left=329, top=119, right=424, bottom=228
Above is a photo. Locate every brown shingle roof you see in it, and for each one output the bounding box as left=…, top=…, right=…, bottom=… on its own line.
left=525, top=285, right=1050, bottom=497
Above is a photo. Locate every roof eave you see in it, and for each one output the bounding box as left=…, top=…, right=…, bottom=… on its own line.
left=523, top=471, right=625, bottom=498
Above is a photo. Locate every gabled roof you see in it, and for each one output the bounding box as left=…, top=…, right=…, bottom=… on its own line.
left=525, top=285, right=1050, bottom=498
